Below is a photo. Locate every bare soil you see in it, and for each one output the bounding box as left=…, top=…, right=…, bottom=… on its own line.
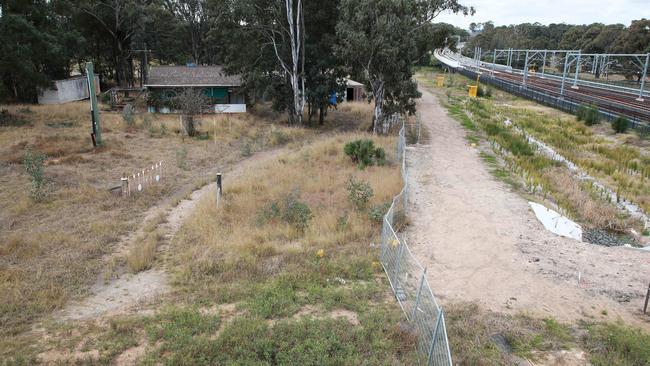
left=405, top=88, right=650, bottom=328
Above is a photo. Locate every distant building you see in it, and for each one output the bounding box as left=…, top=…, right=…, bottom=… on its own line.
left=345, top=79, right=365, bottom=102
left=144, top=65, right=246, bottom=113
left=37, top=75, right=100, bottom=105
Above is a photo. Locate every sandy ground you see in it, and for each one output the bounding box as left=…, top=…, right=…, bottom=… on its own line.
left=59, top=148, right=284, bottom=321
left=405, top=87, right=650, bottom=328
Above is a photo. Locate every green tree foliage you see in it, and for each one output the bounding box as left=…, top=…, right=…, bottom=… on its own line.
left=336, top=0, right=471, bottom=133
left=0, top=1, right=81, bottom=101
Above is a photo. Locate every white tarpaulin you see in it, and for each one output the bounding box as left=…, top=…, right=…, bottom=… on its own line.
left=529, top=202, right=582, bottom=242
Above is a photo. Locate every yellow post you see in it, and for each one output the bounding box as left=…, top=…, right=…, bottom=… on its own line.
left=468, top=74, right=480, bottom=97
left=436, top=76, right=445, bottom=87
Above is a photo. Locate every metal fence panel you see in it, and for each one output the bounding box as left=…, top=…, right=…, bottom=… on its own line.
left=379, top=122, right=453, bottom=366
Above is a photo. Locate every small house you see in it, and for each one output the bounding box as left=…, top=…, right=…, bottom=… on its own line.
left=37, top=75, right=101, bottom=104
left=345, top=79, right=365, bottom=102
left=144, top=65, right=246, bottom=113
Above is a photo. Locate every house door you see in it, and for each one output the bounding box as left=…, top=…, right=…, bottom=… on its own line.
left=346, top=88, right=354, bottom=101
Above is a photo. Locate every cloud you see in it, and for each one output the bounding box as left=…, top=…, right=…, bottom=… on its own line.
left=436, top=0, right=647, bottom=30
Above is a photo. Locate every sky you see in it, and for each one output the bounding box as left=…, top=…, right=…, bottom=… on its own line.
left=435, top=0, right=650, bottom=30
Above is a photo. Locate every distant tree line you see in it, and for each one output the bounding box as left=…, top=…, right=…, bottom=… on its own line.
left=463, top=19, right=650, bottom=55
left=0, top=0, right=472, bottom=132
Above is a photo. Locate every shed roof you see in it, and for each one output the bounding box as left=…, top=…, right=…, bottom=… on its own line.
left=346, top=78, right=364, bottom=87
left=145, top=66, right=241, bottom=87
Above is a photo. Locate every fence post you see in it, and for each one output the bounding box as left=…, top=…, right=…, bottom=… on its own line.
left=392, top=239, right=405, bottom=287
left=411, top=268, right=427, bottom=321
left=380, top=217, right=389, bottom=263
left=427, top=310, right=444, bottom=365
left=121, top=177, right=128, bottom=197
left=216, top=172, right=222, bottom=206
left=643, top=283, right=650, bottom=315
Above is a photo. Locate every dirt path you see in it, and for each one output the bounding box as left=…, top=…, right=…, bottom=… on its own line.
left=59, top=148, right=284, bottom=321
left=405, top=87, right=650, bottom=327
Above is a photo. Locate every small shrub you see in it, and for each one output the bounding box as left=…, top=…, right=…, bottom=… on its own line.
left=270, top=128, right=290, bottom=146
left=159, top=123, right=168, bottom=136
left=241, top=141, right=252, bottom=157
left=346, top=176, right=374, bottom=211
left=122, top=104, right=136, bottom=127
left=477, top=85, right=492, bottom=98
left=369, top=202, right=391, bottom=223
left=176, top=147, right=188, bottom=169
left=576, top=105, right=588, bottom=121
left=281, top=193, right=313, bottom=231
left=256, top=192, right=312, bottom=231
left=375, top=147, right=386, bottom=166
left=578, top=105, right=600, bottom=126
left=611, top=116, right=629, bottom=134
left=23, top=149, right=47, bottom=201
left=344, top=139, right=386, bottom=169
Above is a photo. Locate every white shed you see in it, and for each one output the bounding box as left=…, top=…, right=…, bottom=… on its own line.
left=37, top=75, right=100, bottom=105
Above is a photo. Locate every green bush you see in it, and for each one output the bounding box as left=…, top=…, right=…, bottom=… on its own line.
left=256, top=192, right=312, bottom=231
left=369, top=202, right=391, bottom=223
left=477, top=85, right=492, bottom=98
left=344, top=139, right=386, bottom=169
left=23, top=149, right=47, bottom=201
left=346, top=176, right=374, bottom=211
left=611, top=116, right=629, bottom=134
left=281, top=192, right=313, bottom=231
left=576, top=105, right=588, bottom=121
left=577, top=105, right=600, bottom=126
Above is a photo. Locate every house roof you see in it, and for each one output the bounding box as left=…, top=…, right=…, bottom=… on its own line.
left=145, top=66, right=242, bottom=87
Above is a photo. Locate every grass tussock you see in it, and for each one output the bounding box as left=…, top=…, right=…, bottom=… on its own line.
left=126, top=231, right=162, bottom=273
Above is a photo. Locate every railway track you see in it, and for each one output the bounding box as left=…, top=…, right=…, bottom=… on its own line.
left=434, top=49, right=650, bottom=125
left=491, top=70, right=650, bottom=122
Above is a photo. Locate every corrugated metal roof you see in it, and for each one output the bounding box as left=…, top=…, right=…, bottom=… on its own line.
left=145, top=66, right=242, bottom=87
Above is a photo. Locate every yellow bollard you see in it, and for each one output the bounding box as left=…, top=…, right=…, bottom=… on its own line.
left=468, top=85, right=478, bottom=97
left=436, top=76, right=445, bottom=87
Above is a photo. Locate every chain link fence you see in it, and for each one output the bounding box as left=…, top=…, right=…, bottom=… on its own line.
left=379, top=123, right=453, bottom=366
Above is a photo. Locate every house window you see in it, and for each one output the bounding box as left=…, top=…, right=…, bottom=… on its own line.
left=203, top=87, right=228, bottom=103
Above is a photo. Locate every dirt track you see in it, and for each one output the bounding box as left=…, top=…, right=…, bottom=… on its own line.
left=405, top=87, right=650, bottom=328
left=59, top=148, right=284, bottom=321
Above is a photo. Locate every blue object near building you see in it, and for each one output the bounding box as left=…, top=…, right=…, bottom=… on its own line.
left=329, top=91, right=337, bottom=106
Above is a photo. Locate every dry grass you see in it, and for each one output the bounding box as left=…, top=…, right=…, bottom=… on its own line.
left=542, top=168, right=626, bottom=231
left=126, top=231, right=161, bottom=273
left=0, top=101, right=321, bottom=349
left=173, top=133, right=401, bottom=287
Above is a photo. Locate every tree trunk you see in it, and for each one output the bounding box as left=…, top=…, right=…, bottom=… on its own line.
left=319, top=106, right=325, bottom=125
left=370, top=78, right=385, bottom=134
left=181, top=115, right=196, bottom=136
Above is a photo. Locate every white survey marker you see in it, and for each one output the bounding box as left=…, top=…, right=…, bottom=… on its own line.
left=529, top=202, right=582, bottom=241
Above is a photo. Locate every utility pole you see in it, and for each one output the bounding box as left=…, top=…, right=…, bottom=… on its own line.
left=637, top=53, right=649, bottom=102
left=523, top=50, right=530, bottom=88
left=86, top=62, right=101, bottom=146
left=572, top=51, right=582, bottom=89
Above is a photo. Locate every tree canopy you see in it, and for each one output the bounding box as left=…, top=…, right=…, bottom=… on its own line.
left=463, top=20, right=650, bottom=55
